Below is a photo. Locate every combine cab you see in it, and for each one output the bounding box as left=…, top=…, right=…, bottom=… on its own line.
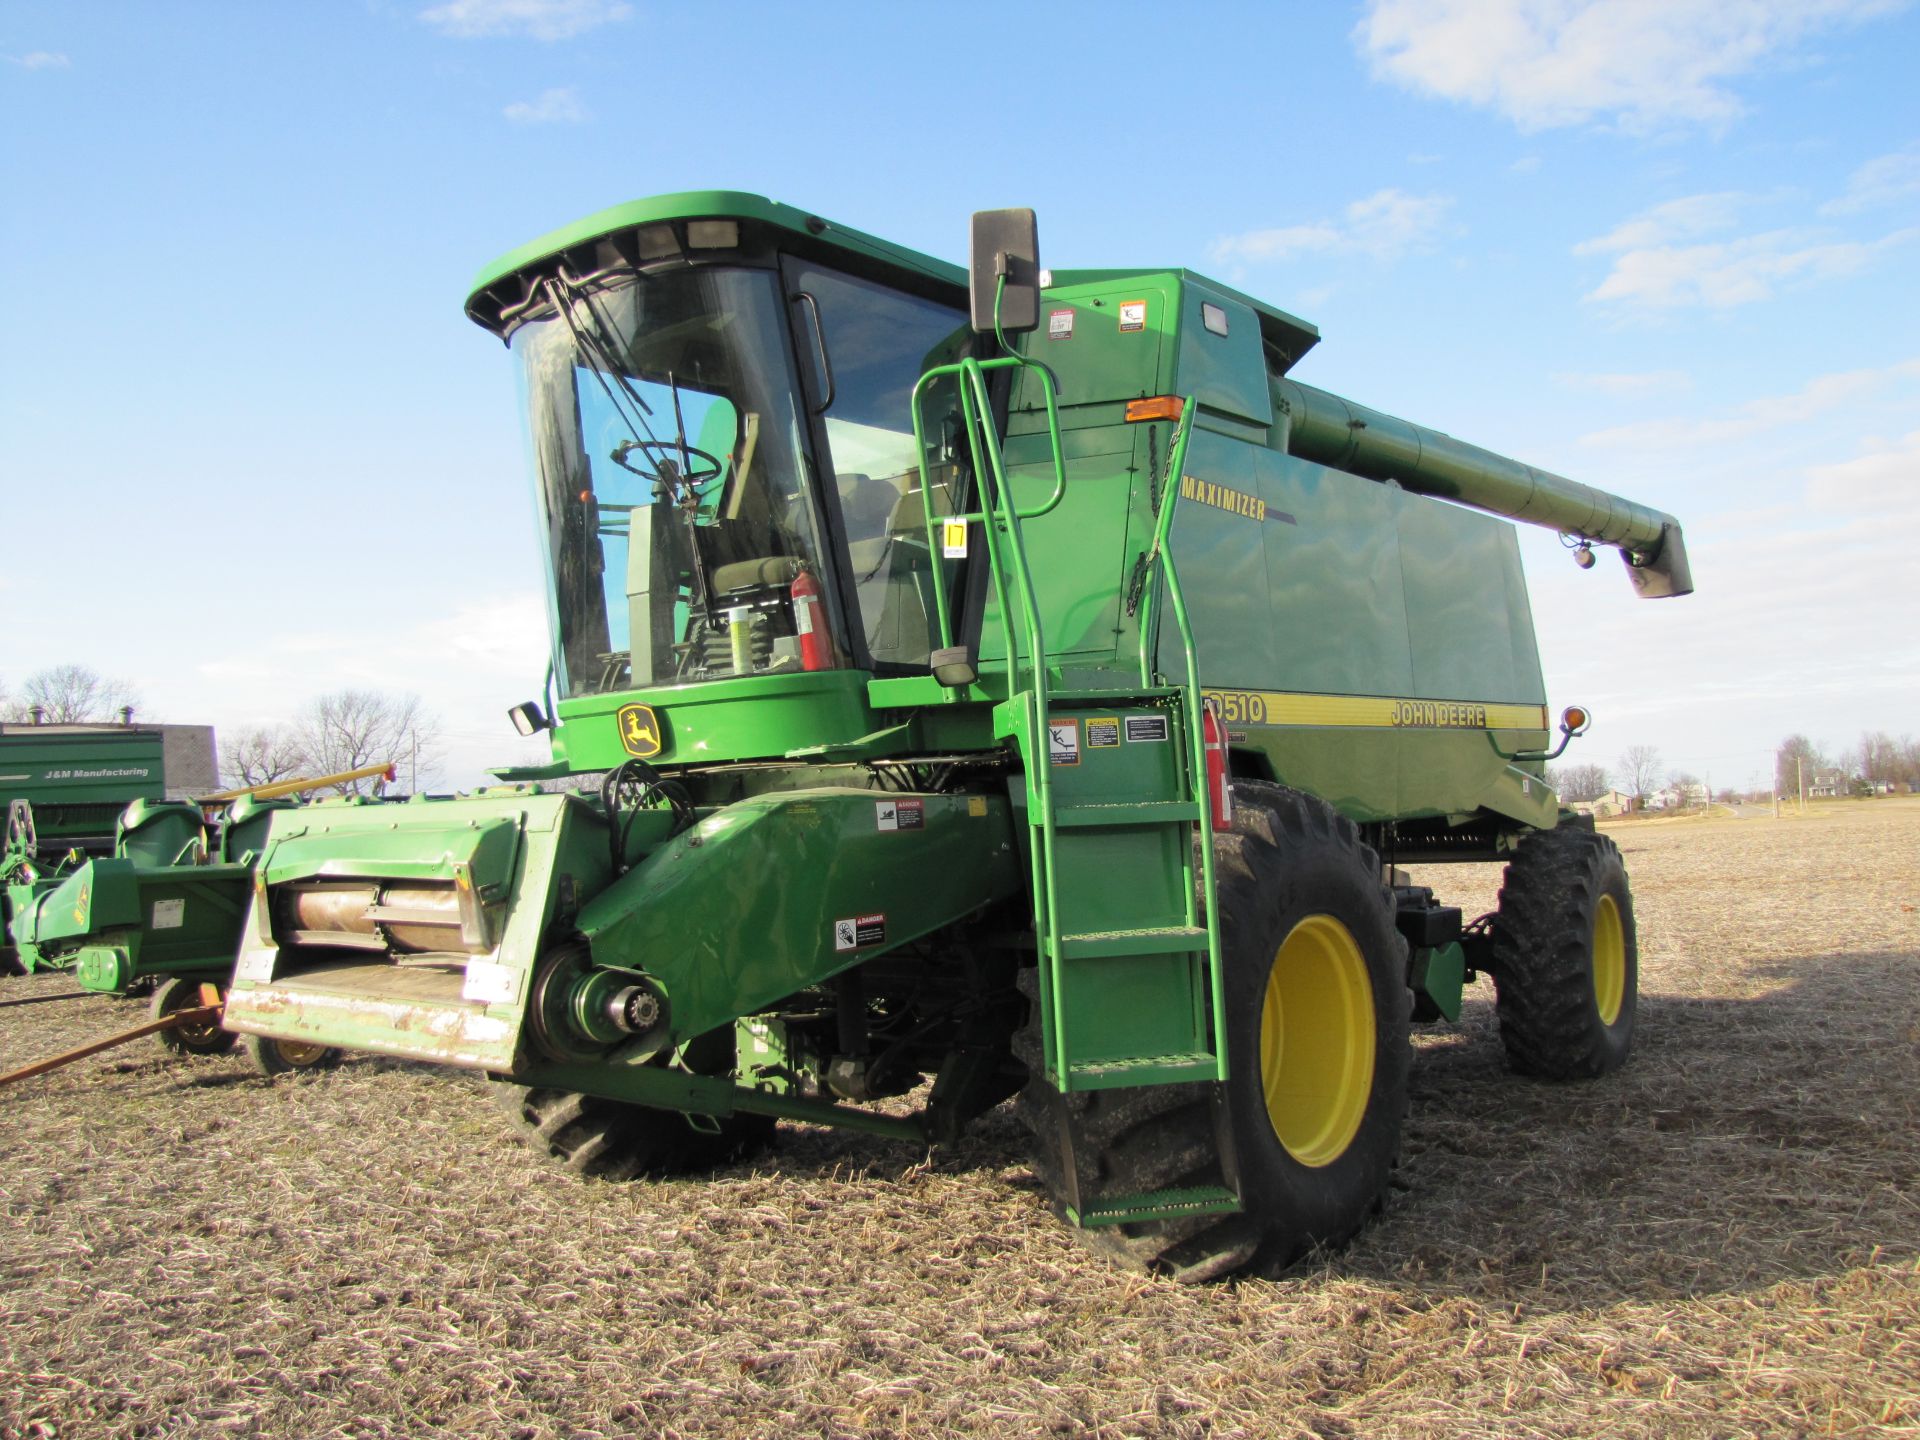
left=221, top=194, right=1689, bottom=1277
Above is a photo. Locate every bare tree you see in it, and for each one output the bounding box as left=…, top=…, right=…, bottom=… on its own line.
left=1776, top=734, right=1826, bottom=796
left=1550, top=762, right=1610, bottom=803
left=1852, top=731, right=1903, bottom=787
left=293, top=690, right=438, bottom=794
left=220, top=725, right=311, bottom=792
left=1666, top=770, right=1703, bottom=810
left=16, top=665, right=140, bottom=723
left=1617, top=745, right=1662, bottom=802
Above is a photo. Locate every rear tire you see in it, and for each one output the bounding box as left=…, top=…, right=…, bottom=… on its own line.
left=244, top=1033, right=342, bottom=1076
left=1490, top=826, right=1638, bottom=1079
left=1016, top=783, right=1410, bottom=1281
left=150, top=977, right=238, bottom=1057
left=490, top=1082, right=776, bottom=1180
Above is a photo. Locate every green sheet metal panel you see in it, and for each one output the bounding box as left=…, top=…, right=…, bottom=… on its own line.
left=578, top=787, right=1021, bottom=1044
left=1396, top=486, right=1547, bottom=703
left=1255, top=450, right=1416, bottom=696
left=1173, top=281, right=1273, bottom=427
left=554, top=669, right=879, bottom=769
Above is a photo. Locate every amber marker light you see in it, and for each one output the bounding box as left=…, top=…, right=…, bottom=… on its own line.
left=1561, top=706, right=1590, bottom=734
left=1125, top=396, right=1185, bottom=423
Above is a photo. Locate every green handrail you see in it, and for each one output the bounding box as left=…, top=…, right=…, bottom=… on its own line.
left=1133, top=400, right=1229, bottom=1082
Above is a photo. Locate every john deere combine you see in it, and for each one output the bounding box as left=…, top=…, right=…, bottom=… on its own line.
left=220, top=194, right=1691, bottom=1279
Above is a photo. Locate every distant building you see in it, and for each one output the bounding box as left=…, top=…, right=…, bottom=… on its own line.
left=1807, top=770, right=1847, bottom=799
left=1648, top=782, right=1708, bottom=811
left=1574, top=789, right=1637, bottom=818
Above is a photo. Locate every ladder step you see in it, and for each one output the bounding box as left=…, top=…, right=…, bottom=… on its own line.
left=1056, top=925, right=1208, bottom=960
left=1045, top=685, right=1180, bottom=704
left=1053, top=801, right=1199, bottom=828
left=1070, top=1184, right=1241, bottom=1229
left=1065, top=1052, right=1220, bottom=1089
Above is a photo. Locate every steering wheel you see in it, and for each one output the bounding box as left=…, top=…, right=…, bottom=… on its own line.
left=610, top=438, right=725, bottom=488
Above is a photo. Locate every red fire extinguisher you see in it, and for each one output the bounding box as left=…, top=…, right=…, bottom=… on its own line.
left=1202, top=698, right=1233, bottom=834
left=791, top=564, right=832, bottom=672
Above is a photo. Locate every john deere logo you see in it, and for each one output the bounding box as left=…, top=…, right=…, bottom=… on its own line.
left=616, top=704, right=662, bottom=758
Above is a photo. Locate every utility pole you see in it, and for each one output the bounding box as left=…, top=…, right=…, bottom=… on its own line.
left=1797, top=756, right=1805, bottom=814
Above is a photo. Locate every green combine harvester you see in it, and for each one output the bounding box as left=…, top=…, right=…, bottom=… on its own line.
left=220, top=194, right=1691, bottom=1279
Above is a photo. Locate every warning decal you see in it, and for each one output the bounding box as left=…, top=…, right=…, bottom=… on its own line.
left=1048, top=720, right=1080, bottom=766
left=834, top=914, right=887, bottom=952
left=1124, top=715, right=1170, bottom=743
left=1119, top=299, right=1147, bottom=333
left=1086, top=717, right=1121, bottom=749
left=151, top=898, right=185, bottom=930
left=1048, top=308, right=1075, bottom=340
left=876, top=797, right=925, bottom=831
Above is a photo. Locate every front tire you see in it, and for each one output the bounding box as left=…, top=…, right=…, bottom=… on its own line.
left=1490, top=826, right=1638, bottom=1079
left=490, top=1082, right=776, bottom=1180
left=1017, top=783, right=1410, bottom=1280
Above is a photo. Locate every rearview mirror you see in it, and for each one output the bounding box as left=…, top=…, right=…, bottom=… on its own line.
left=507, top=701, right=550, bottom=737
left=969, top=208, right=1041, bottom=335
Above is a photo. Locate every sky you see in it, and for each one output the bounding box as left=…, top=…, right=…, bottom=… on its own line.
left=2, top=0, right=1916, bottom=796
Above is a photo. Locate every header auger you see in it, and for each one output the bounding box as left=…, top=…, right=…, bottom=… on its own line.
left=207, top=193, right=1688, bottom=1279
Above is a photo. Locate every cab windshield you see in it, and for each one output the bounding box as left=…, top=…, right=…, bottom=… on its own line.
left=514, top=266, right=835, bottom=696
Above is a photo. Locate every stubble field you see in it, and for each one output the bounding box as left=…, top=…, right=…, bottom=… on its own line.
left=3, top=801, right=1916, bottom=1438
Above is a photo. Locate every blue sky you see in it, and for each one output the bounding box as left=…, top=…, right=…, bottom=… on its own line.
left=3, top=0, right=1916, bottom=794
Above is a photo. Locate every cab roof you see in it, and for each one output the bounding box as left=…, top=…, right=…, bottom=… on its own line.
left=465, top=190, right=1319, bottom=368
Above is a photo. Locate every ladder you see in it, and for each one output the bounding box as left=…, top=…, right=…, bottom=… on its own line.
left=910, top=354, right=1238, bottom=1228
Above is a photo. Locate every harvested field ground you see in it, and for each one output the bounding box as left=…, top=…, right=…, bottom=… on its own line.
left=3, top=800, right=1917, bottom=1438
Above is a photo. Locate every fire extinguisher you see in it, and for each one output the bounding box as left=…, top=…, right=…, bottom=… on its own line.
left=791, top=563, right=832, bottom=672
left=1202, top=697, right=1234, bottom=834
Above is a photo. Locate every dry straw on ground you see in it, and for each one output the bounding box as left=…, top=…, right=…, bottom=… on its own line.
left=3, top=800, right=1916, bottom=1438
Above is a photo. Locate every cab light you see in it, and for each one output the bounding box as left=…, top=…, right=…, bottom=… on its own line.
left=687, top=220, right=739, bottom=249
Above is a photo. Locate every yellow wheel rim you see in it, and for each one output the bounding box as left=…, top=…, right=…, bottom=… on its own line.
left=275, top=1040, right=331, bottom=1068
left=1260, top=914, right=1375, bottom=1167
left=1592, top=893, right=1626, bottom=1027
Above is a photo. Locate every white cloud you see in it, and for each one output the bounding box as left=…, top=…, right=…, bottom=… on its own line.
left=1210, top=189, right=1453, bottom=265
left=1577, top=186, right=1919, bottom=310
left=1821, top=145, right=1920, bottom=215
left=1573, top=192, right=1750, bottom=254
left=1354, top=0, right=1904, bottom=133
left=1551, top=370, right=1692, bottom=395
left=503, top=87, right=585, bottom=125
left=420, top=0, right=629, bottom=41
left=1579, top=358, right=1920, bottom=447
left=1584, top=227, right=1913, bottom=308
left=5, top=50, right=71, bottom=69
left=1805, top=429, right=1920, bottom=515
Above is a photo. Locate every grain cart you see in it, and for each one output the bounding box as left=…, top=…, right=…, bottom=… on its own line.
left=221, top=194, right=1691, bottom=1279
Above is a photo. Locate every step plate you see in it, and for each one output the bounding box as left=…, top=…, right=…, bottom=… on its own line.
left=1064, top=1052, right=1221, bottom=1090
left=1069, top=1185, right=1241, bottom=1229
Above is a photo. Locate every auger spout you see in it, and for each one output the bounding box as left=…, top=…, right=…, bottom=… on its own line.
left=1274, top=378, right=1692, bottom=597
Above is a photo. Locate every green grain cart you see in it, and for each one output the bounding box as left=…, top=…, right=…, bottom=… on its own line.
left=220, top=195, right=1690, bottom=1279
